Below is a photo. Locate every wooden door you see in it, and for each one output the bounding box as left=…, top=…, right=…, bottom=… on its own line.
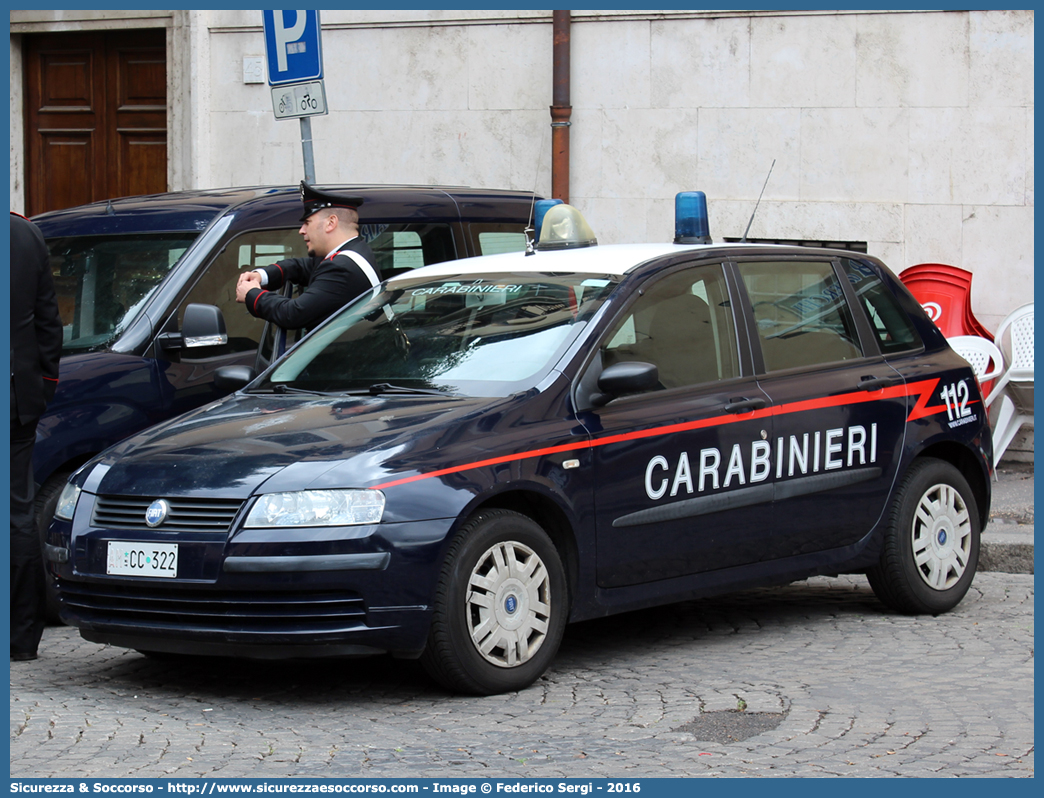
left=24, top=29, right=167, bottom=216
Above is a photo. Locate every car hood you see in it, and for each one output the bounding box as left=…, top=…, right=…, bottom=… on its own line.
left=87, top=391, right=518, bottom=500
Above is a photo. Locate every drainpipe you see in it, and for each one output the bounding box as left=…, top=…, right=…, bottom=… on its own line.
left=551, top=10, right=572, bottom=204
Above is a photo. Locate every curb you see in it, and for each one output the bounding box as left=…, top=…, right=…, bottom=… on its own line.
left=979, top=524, right=1034, bottom=575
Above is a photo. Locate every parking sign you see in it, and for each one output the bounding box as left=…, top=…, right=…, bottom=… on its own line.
left=263, top=10, right=324, bottom=85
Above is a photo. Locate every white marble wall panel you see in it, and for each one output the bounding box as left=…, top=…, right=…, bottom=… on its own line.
left=567, top=108, right=604, bottom=201
left=969, top=9, right=1035, bottom=107
left=961, top=204, right=1034, bottom=330
left=571, top=20, right=651, bottom=110
left=750, top=14, right=858, bottom=108
left=650, top=17, right=751, bottom=109
left=1024, top=108, right=1034, bottom=207
left=326, top=26, right=470, bottom=112
left=210, top=31, right=268, bottom=114
left=210, top=110, right=298, bottom=188
left=903, top=204, right=966, bottom=267
left=696, top=108, right=801, bottom=202
left=467, top=23, right=550, bottom=111
left=577, top=196, right=655, bottom=245
left=854, top=12, right=969, bottom=108
left=597, top=108, right=701, bottom=200
left=799, top=107, right=909, bottom=203
left=909, top=107, right=1029, bottom=206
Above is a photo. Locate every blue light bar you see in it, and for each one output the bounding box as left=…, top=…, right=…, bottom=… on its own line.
left=674, top=191, right=711, bottom=245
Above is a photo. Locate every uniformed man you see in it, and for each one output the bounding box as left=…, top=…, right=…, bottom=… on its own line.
left=10, top=211, right=63, bottom=662
left=236, top=181, right=380, bottom=331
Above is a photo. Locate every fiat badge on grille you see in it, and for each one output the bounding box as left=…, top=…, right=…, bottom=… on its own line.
left=145, top=499, right=171, bottom=528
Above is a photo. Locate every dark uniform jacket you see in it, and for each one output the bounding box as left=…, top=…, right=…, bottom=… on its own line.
left=10, top=212, right=63, bottom=425
left=244, top=237, right=379, bottom=331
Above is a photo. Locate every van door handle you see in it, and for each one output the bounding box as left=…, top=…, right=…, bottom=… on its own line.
left=859, top=375, right=897, bottom=391
left=725, top=397, right=767, bottom=414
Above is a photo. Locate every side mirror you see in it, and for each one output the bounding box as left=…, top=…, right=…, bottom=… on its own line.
left=590, top=361, right=659, bottom=407
left=182, top=304, right=228, bottom=348
left=158, top=304, right=228, bottom=351
left=214, top=365, right=256, bottom=393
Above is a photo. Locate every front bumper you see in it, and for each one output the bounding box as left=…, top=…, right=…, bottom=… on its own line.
left=48, top=512, right=455, bottom=659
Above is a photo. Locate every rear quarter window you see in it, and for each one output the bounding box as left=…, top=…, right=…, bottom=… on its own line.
left=841, top=258, right=922, bottom=355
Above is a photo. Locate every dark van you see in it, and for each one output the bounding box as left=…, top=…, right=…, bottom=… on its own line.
left=31, top=184, right=539, bottom=613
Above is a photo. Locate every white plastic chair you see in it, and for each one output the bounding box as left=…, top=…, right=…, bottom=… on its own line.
left=948, top=335, right=1004, bottom=392
left=984, top=303, right=1034, bottom=464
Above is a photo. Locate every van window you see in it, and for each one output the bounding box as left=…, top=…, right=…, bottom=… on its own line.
left=46, top=233, right=198, bottom=353
left=468, top=224, right=531, bottom=257
left=362, top=223, right=457, bottom=276
left=180, top=228, right=304, bottom=355
left=738, top=260, right=863, bottom=371
left=478, top=231, right=529, bottom=255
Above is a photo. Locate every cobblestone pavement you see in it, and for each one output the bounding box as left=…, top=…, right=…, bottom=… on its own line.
left=10, top=573, right=1033, bottom=779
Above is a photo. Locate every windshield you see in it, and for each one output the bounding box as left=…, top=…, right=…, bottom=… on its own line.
left=259, top=272, right=620, bottom=397
left=46, top=233, right=199, bottom=352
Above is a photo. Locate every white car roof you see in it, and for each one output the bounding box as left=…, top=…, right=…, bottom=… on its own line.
left=388, top=243, right=702, bottom=283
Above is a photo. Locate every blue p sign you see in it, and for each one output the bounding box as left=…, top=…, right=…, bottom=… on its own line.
left=263, top=10, right=324, bottom=85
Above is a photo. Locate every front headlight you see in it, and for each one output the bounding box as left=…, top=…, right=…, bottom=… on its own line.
left=54, top=482, right=82, bottom=521
left=244, top=489, right=386, bottom=528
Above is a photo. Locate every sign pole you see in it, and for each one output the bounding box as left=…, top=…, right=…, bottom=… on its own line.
left=263, top=10, right=326, bottom=183
left=300, top=116, right=316, bottom=184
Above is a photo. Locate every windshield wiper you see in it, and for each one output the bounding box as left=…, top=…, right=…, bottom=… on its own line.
left=367, top=382, right=451, bottom=396
left=250, top=384, right=329, bottom=396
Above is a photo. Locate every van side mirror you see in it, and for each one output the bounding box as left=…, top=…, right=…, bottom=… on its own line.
left=590, top=361, right=659, bottom=407
left=158, top=303, right=228, bottom=351
left=182, top=304, right=228, bottom=348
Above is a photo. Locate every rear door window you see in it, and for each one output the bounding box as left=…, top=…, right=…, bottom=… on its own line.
left=737, top=259, right=863, bottom=371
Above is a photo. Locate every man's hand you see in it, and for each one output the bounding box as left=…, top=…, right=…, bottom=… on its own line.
left=236, top=271, right=262, bottom=303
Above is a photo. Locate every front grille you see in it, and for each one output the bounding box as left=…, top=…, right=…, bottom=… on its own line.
left=58, top=580, right=366, bottom=633
left=92, top=496, right=244, bottom=533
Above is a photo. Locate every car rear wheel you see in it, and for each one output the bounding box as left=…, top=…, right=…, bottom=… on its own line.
left=867, top=458, right=980, bottom=615
left=35, top=470, right=72, bottom=624
left=420, top=509, right=568, bottom=695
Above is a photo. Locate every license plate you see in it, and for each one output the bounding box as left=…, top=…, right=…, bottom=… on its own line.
left=106, top=541, right=178, bottom=578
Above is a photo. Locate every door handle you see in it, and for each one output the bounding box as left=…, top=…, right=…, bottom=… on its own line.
left=725, top=397, right=767, bottom=414
left=858, top=375, right=897, bottom=391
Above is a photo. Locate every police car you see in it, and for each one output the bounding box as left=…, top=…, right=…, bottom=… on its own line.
left=30, top=184, right=538, bottom=618
left=47, top=196, right=993, bottom=695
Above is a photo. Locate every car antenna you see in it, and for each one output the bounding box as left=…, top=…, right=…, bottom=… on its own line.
left=524, top=194, right=537, bottom=256
left=106, top=199, right=115, bottom=216
left=524, top=125, right=552, bottom=256
left=740, top=159, right=775, bottom=243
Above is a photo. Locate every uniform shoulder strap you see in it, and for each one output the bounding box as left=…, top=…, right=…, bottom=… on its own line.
left=337, top=248, right=381, bottom=288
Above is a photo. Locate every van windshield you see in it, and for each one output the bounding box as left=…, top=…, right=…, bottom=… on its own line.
left=46, top=234, right=198, bottom=352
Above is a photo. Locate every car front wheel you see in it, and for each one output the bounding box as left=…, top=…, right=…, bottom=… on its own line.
left=421, top=509, right=568, bottom=695
left=867, top=458, right=980, bottom=615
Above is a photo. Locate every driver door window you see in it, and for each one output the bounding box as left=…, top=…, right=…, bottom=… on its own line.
left=179, top=229, right=306, bottom=358
left=602, top=264, right=739, bottom=390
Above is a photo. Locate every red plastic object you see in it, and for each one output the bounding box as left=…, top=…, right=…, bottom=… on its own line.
left=899, top=263, right=993, bottom=339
